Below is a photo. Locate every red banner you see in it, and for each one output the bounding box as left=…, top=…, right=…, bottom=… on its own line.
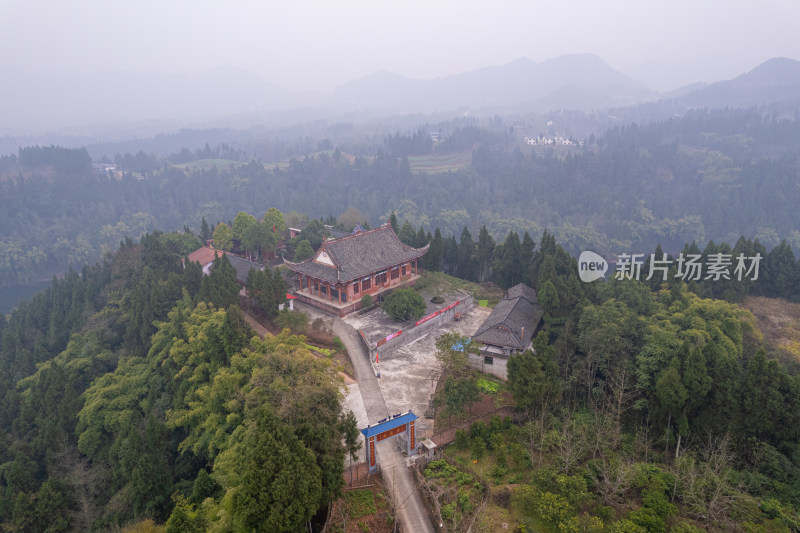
left=369, top=437, right=375, bottom=466
left=376, top=424, right=406, bottom=442
left=410, top=421, right=415, bottom=449
left=376, top=330, right=402, bottom=348
left=415, top=300, right=460, bottom=326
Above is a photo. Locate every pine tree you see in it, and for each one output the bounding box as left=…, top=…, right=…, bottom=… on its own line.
left=477, top=225, right=495, bottom=283
left=458, top=226, right=476, bottom=281
left=198, top=254, right=239, bottom=309
left=426, top=229, right=443, bottom=272
left=199, top=217, right=212, bottom=243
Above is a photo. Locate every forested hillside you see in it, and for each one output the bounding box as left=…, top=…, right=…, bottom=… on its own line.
left=2, top=222, right=800, bottom=530
left=2, top=109, right=800, bottom=292
left=426, top=232, right=800, bottom=531
left=0, top=231, right=351, bottom=531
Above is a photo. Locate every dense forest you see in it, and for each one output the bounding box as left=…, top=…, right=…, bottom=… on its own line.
left=1, top=217, right=800, bottom=530
left=424, top=230, right=800, bottom=531
left=2, top=109, right=800, bottom=292
left=0, top=231, right=353, bottom=531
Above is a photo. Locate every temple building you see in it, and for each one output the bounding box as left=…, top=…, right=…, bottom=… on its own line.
left=284, top=224, right=429, bottom=316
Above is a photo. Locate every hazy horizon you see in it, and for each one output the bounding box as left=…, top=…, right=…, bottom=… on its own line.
left=3, top=0, right=800, bottom=93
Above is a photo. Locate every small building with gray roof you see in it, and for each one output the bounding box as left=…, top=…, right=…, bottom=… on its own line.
left=470, top=283, right=543, bottom=379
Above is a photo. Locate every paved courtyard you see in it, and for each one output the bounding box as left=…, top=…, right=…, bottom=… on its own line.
left=344, top=303, right=489, bottom=439
left=295, top=296, right=491, bottom=533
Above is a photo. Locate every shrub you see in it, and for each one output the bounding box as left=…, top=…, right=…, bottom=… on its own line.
left=431, top=295, right=445, bottom=304
left=491, top=464, right=509, bottom=483
left=441, top=502, right=456, bottom=521
left=495, top=444, right=508, bottom=468
left=360, top=294, right=373, bottom=308
left=455, top=471, right=474, bottom=486
left=469, top=421, right=489, bottom=441
left=493, top=487, right=512, bottom=508
left=457, top=490, right=473, bottom=514
left=343, top=489, right=377, bottom=519
left=476, top=377, right=500, bottom=394
left=471, top=437, right=487, bottom=461
left=382, top=288, right=426, bottom=321
left=274, top=309, right=308, bottom=333
left=454, top=429, right=470, bottom=449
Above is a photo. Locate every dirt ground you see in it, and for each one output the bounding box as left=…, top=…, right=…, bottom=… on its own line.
left=741, top=296, right=800, bottom=370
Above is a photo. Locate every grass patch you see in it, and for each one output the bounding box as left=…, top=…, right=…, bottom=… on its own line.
left=408, top=151, right=472, bottom=174
left=304, top=343, right=333, bottom=356
left=741, top=296, right=800, bottom=372
left=477, top=377, right=500, bottom=395
left=173, top=158, right=243, bottom=170
left=478, top=299, right=489, bottom=307
left=414, top=271, right=504, bottom=306
left=344, top=489, right=377, bottom=519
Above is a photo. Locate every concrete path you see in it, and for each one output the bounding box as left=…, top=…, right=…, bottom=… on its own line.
left=296, top=302, right=434, bottom=533
left=240, top=308, right=270, bottom=338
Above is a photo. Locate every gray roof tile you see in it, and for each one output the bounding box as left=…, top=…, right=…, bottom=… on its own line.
left=226, top=254, right=264, bottom=284
left=472, top=284, right=543, bottom=350
left=285, top=224, right=428, bottom=284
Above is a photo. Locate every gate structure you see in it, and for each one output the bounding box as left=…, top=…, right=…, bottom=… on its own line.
left=360, top=411, right=418, bottom=473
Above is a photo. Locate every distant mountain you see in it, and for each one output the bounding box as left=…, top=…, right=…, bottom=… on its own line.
left=330, top=54, right=654, bottom=113
left=673, top=57, right=800, bottom=108
left=0, top=66, right=296, bottom=134
left=4, top=55, right=800, bottom=137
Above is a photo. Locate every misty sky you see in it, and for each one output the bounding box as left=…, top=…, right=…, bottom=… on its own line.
left=2, top=0, right=799, bottom=92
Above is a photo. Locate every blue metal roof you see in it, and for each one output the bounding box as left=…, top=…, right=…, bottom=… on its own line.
left=452, top=339, right=472, bottom=352
left=360, top=411, right=418, bottom=438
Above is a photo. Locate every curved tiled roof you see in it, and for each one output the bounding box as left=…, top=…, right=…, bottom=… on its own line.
left=226, top=254, right=264, bottom=284
left=472, top=284, right=543, bottom=351
left=285, top=224, right=429, bottom=284
left=187, top=246, right=219, bottom=266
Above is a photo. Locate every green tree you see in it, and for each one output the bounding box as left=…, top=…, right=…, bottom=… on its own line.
left=434, top=331, right=476, bottom=379
left=360, top=294, right=373, bottom=308
left=263, top=207, right=287, bottom=239
left=496, top=231, right=521, bottom=289
left=398, top=221, right=417, bottom=246
left=293, top=240, right=315, bottom=262
left=538, top=279, right=560, bottom=319
left=198, top=253, right=240, bottom=308
left=225, top=410, right=323, bottom=533
left=382, top=288, right=426, bottom=321
left=242, top=221, right=273, bottom=260
left=442, top=376, right=480, bottom=417
left=458, top=226, right=477, bottom=281
left=340, top=411, right=362, bottom=484
left=477, top=225, right=495, bottom=282
left=191, top=469, right=221, bottom=504
left=508, top=332, right=561, bottom=413
left=297, top=219, right=329, bottom=250
left=232, top=211, right=258, bottom=245
left=655, top=364, right=688, bottom=453
left=246, top=267, right=287, bottom=320
left=212, top=222, right=233, bottom=251
left=200, top=217, right=212, bottom=243
left=274, top=309, right=308, bottom=333
left=337, top=207, right=367, bottom=231
left=426, top=228, right=443, bottom=272
left=166, top=493, right=205, bottom=533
